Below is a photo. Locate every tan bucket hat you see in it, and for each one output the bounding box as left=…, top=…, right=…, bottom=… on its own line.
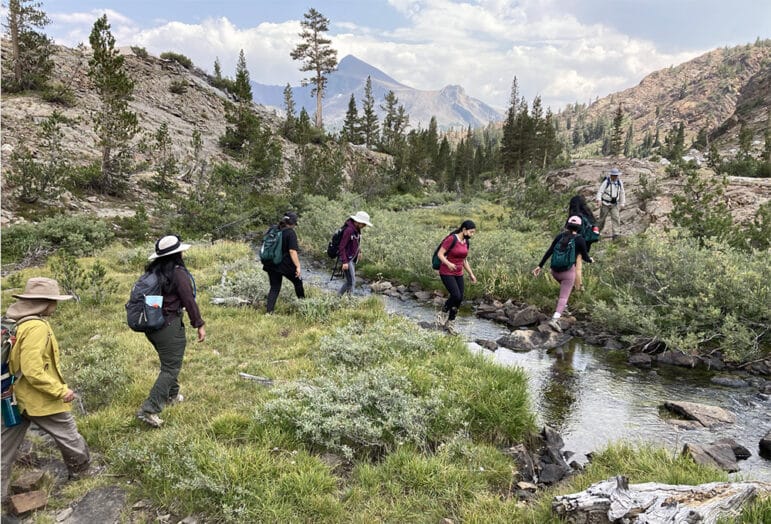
left=12, top=277, right=73, bottom=300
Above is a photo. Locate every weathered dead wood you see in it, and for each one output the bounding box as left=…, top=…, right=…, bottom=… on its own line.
left=552, top=475, right=771, bottom=524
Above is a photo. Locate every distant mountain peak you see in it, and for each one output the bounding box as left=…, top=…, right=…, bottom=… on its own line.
left=336, top=54, right=405, bottom=87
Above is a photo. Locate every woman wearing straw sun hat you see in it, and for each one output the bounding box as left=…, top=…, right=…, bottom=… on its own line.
left=135, top=235, right=205, bottom=428
left=2, top=277, right=96, bottom=502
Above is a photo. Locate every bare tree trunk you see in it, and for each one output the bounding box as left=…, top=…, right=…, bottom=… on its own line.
left=9, top=0, right=22, bottom=85
left=315, top=89, right=323, bottom=128
left=552, top=476, right=770, bottom=524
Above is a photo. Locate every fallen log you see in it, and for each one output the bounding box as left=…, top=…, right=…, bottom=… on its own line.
left=552, top=475, right=770, bottom=524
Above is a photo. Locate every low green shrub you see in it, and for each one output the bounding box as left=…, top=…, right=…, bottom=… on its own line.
left=130, top=46, right=148, bottom=58
left=169, top=79, right=188, bottom=94
left=160, top=51, right=194, bottom=69
left=258, top=365, right=451, bottom=459
left=66, top=334, right=131, bottom=411
left=318, top=318, right=437, bottom=368
left=1, top=215, right=114, bottom=264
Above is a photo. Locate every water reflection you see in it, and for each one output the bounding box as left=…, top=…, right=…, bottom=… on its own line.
left=540, top=346, right=579, bottom=433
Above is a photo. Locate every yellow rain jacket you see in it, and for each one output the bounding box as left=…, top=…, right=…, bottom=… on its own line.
left=8, top=318, right=71, bottom=416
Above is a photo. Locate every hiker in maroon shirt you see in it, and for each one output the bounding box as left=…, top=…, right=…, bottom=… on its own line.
left=434, top=220, right=477, bottom=335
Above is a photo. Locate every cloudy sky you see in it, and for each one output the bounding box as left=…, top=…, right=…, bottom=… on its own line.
left=43, top=0, right=769, bottom=111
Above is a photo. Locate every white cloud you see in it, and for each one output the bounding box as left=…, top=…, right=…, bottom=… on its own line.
left=47, top=1, right=711, bottom=111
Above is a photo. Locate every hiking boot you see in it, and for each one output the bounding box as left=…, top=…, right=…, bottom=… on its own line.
left=167, top=394, right=184, bottom=406
left=547, top=319, right=563, bottom=333
left=136, top=411, right=164, bottom=428
left=435, top=310, right=449, bottom=328
left=445, top=320, right=459, bottom=336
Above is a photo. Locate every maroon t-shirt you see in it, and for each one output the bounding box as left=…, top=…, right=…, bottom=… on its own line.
left=438, top=234, right=468, bottom=277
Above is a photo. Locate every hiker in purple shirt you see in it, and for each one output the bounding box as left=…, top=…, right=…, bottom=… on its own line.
left=338, top=211, right=373, bottom=296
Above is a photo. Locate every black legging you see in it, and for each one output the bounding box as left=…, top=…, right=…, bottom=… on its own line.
left=266, top=270, right=305, bottom=312
left=440, top=274, right=465, bottom=320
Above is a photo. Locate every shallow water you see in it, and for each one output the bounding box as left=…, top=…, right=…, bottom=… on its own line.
left=303, top=265, right=771, bottom=481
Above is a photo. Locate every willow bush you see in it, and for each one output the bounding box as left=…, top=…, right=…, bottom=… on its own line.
left=591, top=230, right=771, bottom=361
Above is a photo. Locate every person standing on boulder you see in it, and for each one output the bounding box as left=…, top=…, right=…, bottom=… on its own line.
left=596, top=167, right=625, bottom=239
left=262, top=211, right=305, bottom=313
left=338, top=211, right=373, bottom=296
left=2, top=278, right=98, bottom=504
left=532, top=216, right=593, bottom=332
left=435, top=220, right=477, bottom=335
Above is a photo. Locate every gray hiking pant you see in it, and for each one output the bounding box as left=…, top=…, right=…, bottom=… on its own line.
left=2, top=411, right=90, bottom=499
left=139, top=316, right=186, bottom=415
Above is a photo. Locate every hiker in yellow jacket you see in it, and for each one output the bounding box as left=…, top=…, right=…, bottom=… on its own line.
left=1, top=278, right=96, bottom=504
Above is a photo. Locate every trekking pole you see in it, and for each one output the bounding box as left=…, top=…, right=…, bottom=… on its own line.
left=330, top=259, right=339, bottom=281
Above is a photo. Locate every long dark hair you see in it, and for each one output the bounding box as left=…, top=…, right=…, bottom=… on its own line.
left=452, top=219, right=476, bottom=234
left=145, top=253, right=185, bottom=295
left=568, top=195, right=595, bottom=222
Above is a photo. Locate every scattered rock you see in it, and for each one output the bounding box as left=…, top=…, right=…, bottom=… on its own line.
left=9, top=490, right=48, bottom=514
left=474, top=339, right=498, bottom=351
left=656, top=350, right=697, bottom=368
left=11, top=470, right=46, bottom=492
left=628, top=352, right=652, bottom=368
left=682, top=442, right=739, bottom=472
left=760, top=430, right=771, bottom=460
left=711, top=375, right=749, bottom=388
left=711, top=438, right=751, bottom=460
left=60, top=486, right=127, bottom=524
left=662, top=400, right=736, bottom=427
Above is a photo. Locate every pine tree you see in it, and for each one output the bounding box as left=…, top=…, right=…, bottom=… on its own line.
left=380, top=90, right=409, bottom=154
left=360, top=76, right=379, bottom=149
left=609, top=104, right=625, bottom=156
left=152, top=122, right=178, bottom=194
left=282, top=83, right=297, bottom=140
left=2, top=0, right=53, bottom=92
left=88, top=14, right=139, bottom=195
left=341, top=94, right=363, bottom=144
left=232, top=49, right=252, bottom=102
left=290, top=8, right=338, bottom=128
left=7, top=110, right=68, bottom=203
left=623, top=123, right=634, bottom=157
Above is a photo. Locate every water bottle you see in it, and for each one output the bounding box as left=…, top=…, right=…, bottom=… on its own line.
left=1, top=390, right=22, bottom=427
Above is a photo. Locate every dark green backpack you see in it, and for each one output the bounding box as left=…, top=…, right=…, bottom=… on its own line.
left=259, top=226, right=284, bottom=265
left=431, top=234, right=458, bottom=270
left=580, top=216, right=600, bottom=243
left=550, top=236, right=576, bottom=272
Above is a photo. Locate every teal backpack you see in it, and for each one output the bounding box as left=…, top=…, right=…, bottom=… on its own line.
left=580, top=215, right=600, bottom=243
left=550, top=236, right=577, bottom=272
left=259, top=226, right=284, bottom=265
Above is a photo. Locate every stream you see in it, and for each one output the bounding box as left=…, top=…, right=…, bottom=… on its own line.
left=302, top=263, right=771, bottom=481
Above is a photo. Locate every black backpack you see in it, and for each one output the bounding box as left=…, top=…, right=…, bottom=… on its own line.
left=326, top=224, right=346, bottom=259
left=431, top=234, right=458, bottom=270
left=125, top=272, right=165, bottom=332
left=260, top=226, right=284, bottom=265
left=550, top=236, right=577, bottom=272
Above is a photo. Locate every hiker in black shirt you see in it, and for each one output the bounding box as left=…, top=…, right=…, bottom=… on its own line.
left=262, top=211, right=305, bottom=313
left=532, top=216, right=593, bottom=332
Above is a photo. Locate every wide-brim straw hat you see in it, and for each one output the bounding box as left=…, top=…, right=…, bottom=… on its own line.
left=12, top=277, right=73, bottom=301
left=349, top=211, right=373, bottom=227
left=148, top=235, right=191, bottom=260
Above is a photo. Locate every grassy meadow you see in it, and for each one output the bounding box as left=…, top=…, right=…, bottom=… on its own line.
left=2, top=195, right=769, bottom=522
